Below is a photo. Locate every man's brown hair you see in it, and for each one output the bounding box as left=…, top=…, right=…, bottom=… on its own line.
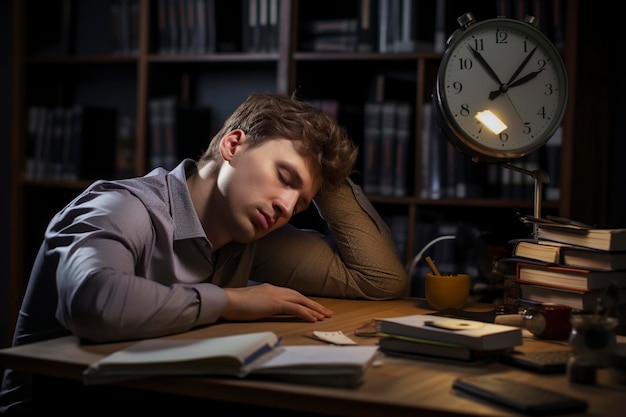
left=198, top=92, right=358, bottom=191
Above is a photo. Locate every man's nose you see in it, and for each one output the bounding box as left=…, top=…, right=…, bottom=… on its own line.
left=273, top=190, right=299, bottom=218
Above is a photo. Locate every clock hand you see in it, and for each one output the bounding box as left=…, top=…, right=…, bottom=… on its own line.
left=505, top=45, right=537, bottom=85
left=467, top=46, right=503, bottom=85
left=505, top=93, right=525, bottom=124
left=508, top=68, right=544, bottom=88
left=488, top=46, right=539, bottom=100
left=489, top=68, right=544, bottom=100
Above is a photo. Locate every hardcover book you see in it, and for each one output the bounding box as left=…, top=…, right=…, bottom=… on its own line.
left=512, top=239, right=626, bottom=271
left=377, top=315, right=523, bottom=351
left=378, top=334, right=503, bottom=362
left=519, top=217, right=626, bottom=252
left=516, top=262, right=626, bottom=291
left=83, top=331, right=380, bottom=387
left=519, top=283, right=626, bottom=312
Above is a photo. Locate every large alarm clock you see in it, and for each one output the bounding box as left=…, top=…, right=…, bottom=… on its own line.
left=432, top=13, right=568, bottom=163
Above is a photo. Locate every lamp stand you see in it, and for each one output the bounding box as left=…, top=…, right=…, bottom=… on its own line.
left=501, top=163, right=551, bottom=238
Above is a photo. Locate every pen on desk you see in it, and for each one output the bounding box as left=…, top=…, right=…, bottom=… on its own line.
left=425, top=256, right=441, bottom=276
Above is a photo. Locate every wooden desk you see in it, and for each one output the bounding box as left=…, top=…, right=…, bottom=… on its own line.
left=1, top=298, right=624, bottom=416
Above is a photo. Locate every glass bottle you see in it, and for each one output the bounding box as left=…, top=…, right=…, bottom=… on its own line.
left=567, top=314, right=618, bottom=384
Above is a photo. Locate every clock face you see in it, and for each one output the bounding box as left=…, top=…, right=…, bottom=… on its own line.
left=433, top=17, right=568, bottom=162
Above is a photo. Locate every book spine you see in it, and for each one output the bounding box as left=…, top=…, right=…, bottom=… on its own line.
left=433, top=0, right=446, bottom=53
left=419, top=102, right=432, bottom=199
left=362, top=101, right=382, bottom=194
left=393, top=102, right=411, bottom=197
left=379, top=101, right=396, bottom=196
left=356, top=0, right=378, bottom=52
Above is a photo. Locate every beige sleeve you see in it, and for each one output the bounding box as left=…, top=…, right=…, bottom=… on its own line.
left=250, top=179, right=408, bottom=300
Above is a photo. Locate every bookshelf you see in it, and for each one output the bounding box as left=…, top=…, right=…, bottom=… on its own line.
left=8, top=0, right=607, bottom=340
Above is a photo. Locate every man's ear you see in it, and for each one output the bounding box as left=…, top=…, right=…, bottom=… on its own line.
left=219, top=130, right=245, bottom=162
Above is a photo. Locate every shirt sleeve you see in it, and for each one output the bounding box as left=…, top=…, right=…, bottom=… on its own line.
left=51, top=188, right=227, bottom=343
left=250, top=178, right=408, bottom=299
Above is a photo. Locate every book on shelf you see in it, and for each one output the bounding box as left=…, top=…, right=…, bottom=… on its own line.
left=419, top=102, right=433, bottom=199
left=156, top=0, right=171, bottom=54
left=302, top=34, right=358, bottom=53
left=115, top=115, right=136, bottom=179
left=362, top=101, right=382, bottom=194
left=177, top=0, right=192, bottom=55
left=305, top=18, right=358, bottom=35
left=49, top=106, right=66, bottom=179
left=427, top=124, right=446, bottom=199
left=356, top=0, right=378, bottom=52
left=377, top=314, right=523, bottom=351
left=83, top=331, right=380, bottom=387
left=433, top=0, right=446, bottom=52
left=511, top=238, right=626, bottom=271
left=377, top=0, right=391, bottom=53
left=393, top=101, right=411, bottom=197
left=266, top=0, right=279, bottom=53
left=378, top=334, right=504, bottom=363
left=516, top=262, right=626, bottom=291
left=160, top=96, right=178, bottom=170
left=378, top=101, right=397, bottom=196
left=150, top=96, right=212, bottom=170
left=149, top=98, right=165, bottom=170
left=167, top=0, right=180, bottom=54
left=25, top=106, right=42, bottom=179
left=205, top=0, right=217, bottom=53
left=393, top=0, right=416, bottom=52
left=519, top=283, right=626, bottom=312
left=109, top=0, right=139, bottom=56
left=242, top=0, right=261, bottom=52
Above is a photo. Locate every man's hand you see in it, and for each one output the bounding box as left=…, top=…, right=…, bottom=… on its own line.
left=222, top=283, right=333, bottom=322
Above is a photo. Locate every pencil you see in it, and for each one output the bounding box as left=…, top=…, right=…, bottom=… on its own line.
left=425, top=256, right=441, bottom=276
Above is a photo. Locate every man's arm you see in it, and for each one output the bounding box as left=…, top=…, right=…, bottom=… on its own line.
left=49, top=189, right=226, bottom=342
left=251, top=178, right=408, bottom=299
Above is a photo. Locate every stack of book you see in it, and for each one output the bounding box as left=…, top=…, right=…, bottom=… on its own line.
left=511, top=217, right=626, bottom=315
left=376, top=314, right=522, bottom=363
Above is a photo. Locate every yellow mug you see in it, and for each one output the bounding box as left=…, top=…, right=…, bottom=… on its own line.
left=425, top=273, right=470, bottom=310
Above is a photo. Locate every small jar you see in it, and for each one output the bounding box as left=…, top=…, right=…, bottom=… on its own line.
left=567, top=314, right=618, bottom=384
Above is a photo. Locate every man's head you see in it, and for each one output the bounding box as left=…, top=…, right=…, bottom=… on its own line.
left=198, top=92, right=358, bottom=193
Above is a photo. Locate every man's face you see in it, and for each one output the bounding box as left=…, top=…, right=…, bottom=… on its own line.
left=218, top=137, right=320, bottom=243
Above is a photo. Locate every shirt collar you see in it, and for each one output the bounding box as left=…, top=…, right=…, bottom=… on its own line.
left=169, top=159, right=206, bottom=241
